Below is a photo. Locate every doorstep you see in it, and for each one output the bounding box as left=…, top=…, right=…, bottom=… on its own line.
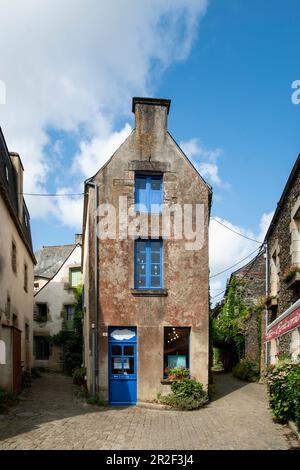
left=136, top=401, right=173, bottom=411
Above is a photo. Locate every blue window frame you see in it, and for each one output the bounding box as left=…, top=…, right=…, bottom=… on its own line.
left=135, top=239, right=163, bottom=289
left=135, top=175, right=162, bottom=213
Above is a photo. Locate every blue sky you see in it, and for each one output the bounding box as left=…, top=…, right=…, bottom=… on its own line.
left=0, top=0, right=299, bottom=299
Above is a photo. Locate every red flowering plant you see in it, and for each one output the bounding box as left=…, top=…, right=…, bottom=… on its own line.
left=165, top=366, right=189, bottom=381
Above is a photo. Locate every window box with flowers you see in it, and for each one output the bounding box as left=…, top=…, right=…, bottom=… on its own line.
left=283, top=266, right=300, bottom=290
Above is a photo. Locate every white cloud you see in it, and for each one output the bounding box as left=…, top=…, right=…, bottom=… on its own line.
left=73, top=123, right=132, bottom=179
left=209, top=211, right=274, bottom=305
left=54, top=188, right=84, bottom=231
left=180, top=138, right=229, bottom=187
left=0, top=0, right=208, bottom=226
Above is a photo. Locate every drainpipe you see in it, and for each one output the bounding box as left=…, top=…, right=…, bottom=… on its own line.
left=86, top=180, right=99, bottom=397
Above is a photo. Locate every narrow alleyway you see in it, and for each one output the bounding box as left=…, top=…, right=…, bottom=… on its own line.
left=0, top=372, right=298, bottom=450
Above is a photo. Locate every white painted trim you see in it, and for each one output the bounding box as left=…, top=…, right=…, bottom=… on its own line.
left=267, top=298, right=300, bottom=331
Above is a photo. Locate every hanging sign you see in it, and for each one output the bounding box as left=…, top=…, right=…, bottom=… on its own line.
left=266, top=306, right=300, bottom=341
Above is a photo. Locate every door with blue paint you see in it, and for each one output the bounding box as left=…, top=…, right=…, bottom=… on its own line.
left=108, top=327, right=137, bottom=405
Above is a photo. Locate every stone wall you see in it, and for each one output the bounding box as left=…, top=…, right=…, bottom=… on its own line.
left=235, top=253, right=265, bottom=366
left=266, top=161, right=300, bottom=363
left=267, top=171, right=300, bottom=315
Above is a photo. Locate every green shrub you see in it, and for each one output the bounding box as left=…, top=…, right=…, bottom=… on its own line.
left=0, top=388, right=16, bottom=413
left=232, top=359, right=260, bottom=382
left=72, top=367, right=86, bottom=385
left=87, top=396, right=105, bottom=406
left=159, top=378, right=207, bottom=410
left=266, top=360, right=300, bottom=431
left=30, top=368, right=42, bottom=379
left=21, top=369, right=32, bottom=388
left=74, top=383, right=89, bottom=399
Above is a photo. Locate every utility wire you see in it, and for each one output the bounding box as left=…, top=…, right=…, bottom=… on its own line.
left=209, top=246, right=262, bottom=279
left=210, top=245, right=265, bottom=301
left=210, top=217, right=263, bottom=244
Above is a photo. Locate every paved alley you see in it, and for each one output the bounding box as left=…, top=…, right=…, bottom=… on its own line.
left=0, top=372, right=299, bottom=450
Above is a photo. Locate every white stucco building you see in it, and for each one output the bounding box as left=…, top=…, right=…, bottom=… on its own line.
left=0, top=128, right=36, bottom=394
left=33, top=236, right=82, bottom=370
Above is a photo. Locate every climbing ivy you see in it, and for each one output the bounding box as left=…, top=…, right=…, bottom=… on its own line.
left=213, top=275, right=249, bottom=359
left=51, top=285, right=83, bottom=374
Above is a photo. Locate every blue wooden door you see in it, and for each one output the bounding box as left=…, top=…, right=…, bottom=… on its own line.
left=108, top=327, right=137, bottom=405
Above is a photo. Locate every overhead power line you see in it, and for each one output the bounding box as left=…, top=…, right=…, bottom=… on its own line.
left=209, top=246, right=262, bottom=279
left=210, top=217, right=263, bottom=244
left=210, top=245, right=265, bottom=301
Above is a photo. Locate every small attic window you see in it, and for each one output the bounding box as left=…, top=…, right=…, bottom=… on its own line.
left=5, top=166, right=9, bottom=181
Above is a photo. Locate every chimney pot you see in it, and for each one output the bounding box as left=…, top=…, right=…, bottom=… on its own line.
left=75, top=233, right=82, bottom=245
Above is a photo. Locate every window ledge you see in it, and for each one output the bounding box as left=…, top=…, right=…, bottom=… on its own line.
left=131, top=289, right=168, bottom=297
left=160, top=379, right=172, bottom=385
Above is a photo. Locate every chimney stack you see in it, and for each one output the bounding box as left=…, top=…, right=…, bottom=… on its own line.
left=10, top=152, right=24, bottom=224
left=75, top=233, right=82, bottom=245
left=132, top=97, right=170, bottom=132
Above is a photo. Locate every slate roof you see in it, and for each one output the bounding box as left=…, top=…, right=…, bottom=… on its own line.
left=34, top=244, right=76, bottom=279
left=0, top=127, right=35, bottom=262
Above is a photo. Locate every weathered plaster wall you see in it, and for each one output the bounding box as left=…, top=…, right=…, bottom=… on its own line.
left=84, top=101, right=210, bottom=401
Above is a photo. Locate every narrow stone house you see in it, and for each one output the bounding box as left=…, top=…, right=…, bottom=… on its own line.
left=0, top=127, right=35, bottom=394
left=33, top=235, right=82, bottom=370
left=264, top=155, right=300, bottom=365
left=82, top=97, right=212, bottom=405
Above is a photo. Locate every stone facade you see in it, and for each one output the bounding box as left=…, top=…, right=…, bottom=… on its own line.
left=264, top=155, right=300, bottom=364
left=82, top=97, right=212, bottom=403
left=0, top=129, right=35, bottom=394
left=223, top=253, right=266, bottom=366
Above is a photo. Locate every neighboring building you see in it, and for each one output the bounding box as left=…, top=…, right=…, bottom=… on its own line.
left=0, top=128, right=36, bottom=394
left=264, top=155, right=300, bottom=365
left=232, top=252, right=265, bottom=365
left=33, top=235, right=82, bottom=370
left=212, top=251, right=266, bottom=369
left=82, top=97, right=212, bottom=405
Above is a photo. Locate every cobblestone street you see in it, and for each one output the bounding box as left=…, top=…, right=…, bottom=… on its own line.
left=0, top=372, right=299, bottom=450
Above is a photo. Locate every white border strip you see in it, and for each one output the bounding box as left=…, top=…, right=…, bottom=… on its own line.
left=267, top=297, right=300, bottom=331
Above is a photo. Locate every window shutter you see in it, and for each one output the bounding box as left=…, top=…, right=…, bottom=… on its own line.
left=135, top=176, right=147, bottom=212
left=149, top=177, right=162, bottom=212
left=70, top=268, right=82, bottom=287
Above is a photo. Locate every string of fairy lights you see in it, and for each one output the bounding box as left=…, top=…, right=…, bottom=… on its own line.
left=167, top=327, right=180, bottom=344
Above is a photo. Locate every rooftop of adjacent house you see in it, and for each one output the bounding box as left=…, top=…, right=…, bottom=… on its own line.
left=34, top=244, right=76, bottom=279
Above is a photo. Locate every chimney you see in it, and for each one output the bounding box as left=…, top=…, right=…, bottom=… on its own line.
left=132, top=97, right=170, bottom=133
left=75, top=233, right=82, bottom=245
left=10, top=152, right=24, bottom=223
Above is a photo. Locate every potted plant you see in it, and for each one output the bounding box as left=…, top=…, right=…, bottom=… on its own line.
left=166, top=366, right=190, bottom=381
left=283, top=266, right=300, bottom=288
